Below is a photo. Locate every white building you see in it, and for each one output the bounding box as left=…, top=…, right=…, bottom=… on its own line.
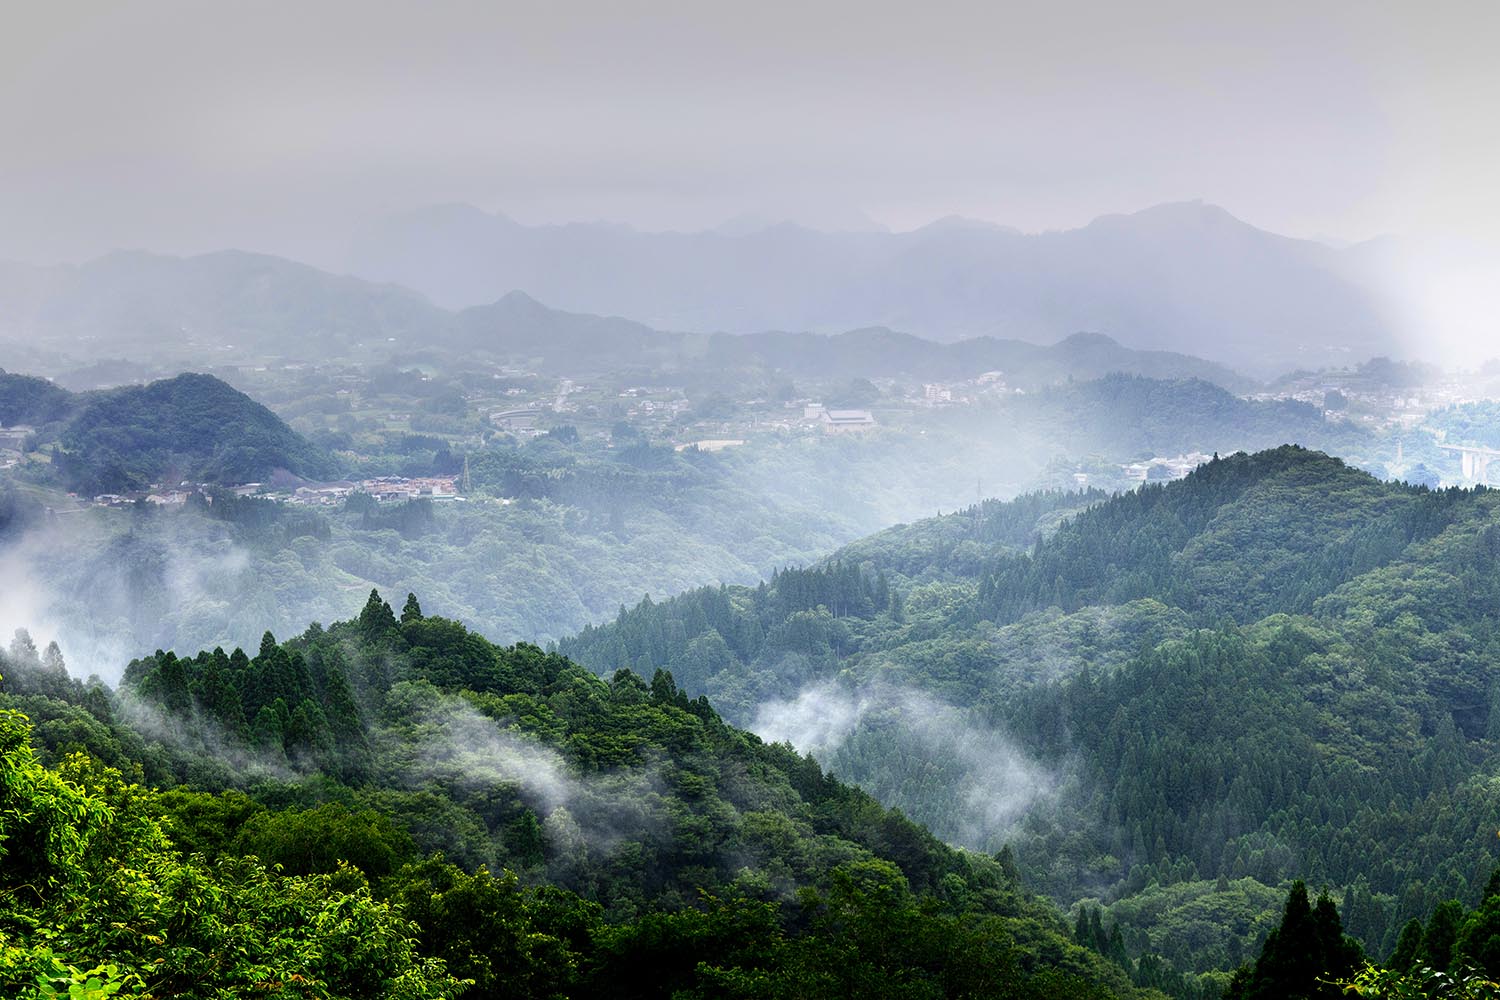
left=821, top=409, right=876, bottom=434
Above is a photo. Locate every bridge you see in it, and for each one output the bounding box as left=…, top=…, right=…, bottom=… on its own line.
left=1438, top=443, right=1500, bottom=482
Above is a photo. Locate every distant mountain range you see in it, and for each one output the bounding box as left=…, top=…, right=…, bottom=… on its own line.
left=0, top=200, right=1402, bottom=378
left=351, top=200, right=1401, bottom=375
left=0, top=252, right=1253, bottom=391
left=0, top=250, right=443, bottom=361
left=453, top=292, right=1254, bottom=390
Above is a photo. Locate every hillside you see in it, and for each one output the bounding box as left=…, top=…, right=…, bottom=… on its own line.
left=0, top=594, right=1158, bottom=1000
left=1020, top=375, right=1337, bottom=455
left=0, top=369, right=75, bottom=427
left=352, top=201, right=1396, bottom=375
left=561, top=446, right=1500, bottom=972
left=55, top=372, right=336, bottom=493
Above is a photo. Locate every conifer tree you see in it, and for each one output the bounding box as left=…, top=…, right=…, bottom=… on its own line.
left=1231, top=881, right=1361, bottom=1000
left=1424, top=899, right=1465, bottom=973
left=360, top=589, right=398, bottom=635
left=401, top=592, right=424, bottom=624
left=1388, top=918, right=1424, bottom=973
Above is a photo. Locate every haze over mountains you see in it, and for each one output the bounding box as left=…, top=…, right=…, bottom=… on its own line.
left=351, top=200, right=1401, bottom=375
left=0, top=248, right=1244, bottom=391
left=0, top=200, right=1410, bottom=381
left=0, top=250, right=442, bottom=361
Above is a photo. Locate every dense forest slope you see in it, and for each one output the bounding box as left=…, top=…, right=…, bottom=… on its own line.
left=562, top=447, right=1500, bottom=972
left=0, top=369, right=76, bottom=427
left=0, top=595, right=1156, bottom=999
left=57, top=373, right=337, bottom=493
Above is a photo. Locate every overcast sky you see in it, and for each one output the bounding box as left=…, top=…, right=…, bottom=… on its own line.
left=3, top=1, right=1498, bottom=355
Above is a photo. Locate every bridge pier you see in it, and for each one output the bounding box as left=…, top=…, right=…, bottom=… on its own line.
left=1440, top=444, right=1500, bottom=485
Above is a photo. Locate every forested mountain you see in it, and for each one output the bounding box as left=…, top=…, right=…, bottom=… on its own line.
left=351, top=201, right=1396, bottom=374
left=0, top=594, right=1155, bottom=999
left=1019, top=375, right=1340, bottom=456
left=0, top=369, right=335, bottom=493
left=561, top=447, right=1500, bottom=976
left=29, top=372, right=337, bottom=493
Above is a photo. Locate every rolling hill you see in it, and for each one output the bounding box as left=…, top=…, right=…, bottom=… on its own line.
left=37, top=372, right=338, bottom=493
left=0, top=369, right=76, bottom=427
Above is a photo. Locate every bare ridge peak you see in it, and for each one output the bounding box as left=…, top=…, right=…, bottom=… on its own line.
left=913, top=214, right=1019, bottom=235
left=496, top=288, right=544, bottom=307
left=1055, top=331, right=1122, bottom=349
left=1087, top=199, right=1247, bottom=230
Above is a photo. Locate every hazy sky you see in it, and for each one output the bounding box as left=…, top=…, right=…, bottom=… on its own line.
left=3, top=0, right=1498, bottom=356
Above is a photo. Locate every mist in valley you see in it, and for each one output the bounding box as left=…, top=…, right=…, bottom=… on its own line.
left=752, top=679, right=1059, bottom=849
left=7, top=4, right=1500, bottom=997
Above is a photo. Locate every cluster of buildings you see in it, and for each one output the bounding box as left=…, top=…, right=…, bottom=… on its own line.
left=86, top=487, right=198, bottom=508
left=80, top=474, right=465, bottom=510
left=674, top=439, right=745, bottom=453
left=0, top=424, right=34, bottom=469
left=1118, top=452, right=1216, bottom=483
left=286, top=475, right=462, bottom=506
left=626, top=398, right=691, bottom=421
left=1249, top=367, right=1500, bottom=433
left=914, top=372, right=1014, bottom=407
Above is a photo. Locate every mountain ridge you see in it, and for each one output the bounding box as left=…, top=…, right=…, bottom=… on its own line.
left=350, top=200, right=1398, bottom=374
left=0, top=251, right=1259, bottom=390
left=558, top=445, right=1500, bottom=967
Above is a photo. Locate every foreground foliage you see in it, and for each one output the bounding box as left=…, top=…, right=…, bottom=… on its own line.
left=0, top=704, right=462, bottom=999
left=1, top=594, right=1156, bottom=999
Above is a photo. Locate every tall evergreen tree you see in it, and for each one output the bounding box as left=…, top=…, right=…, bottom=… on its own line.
left=360, top=589, right=399, bottom=636
left=401, top=593, right=424, bottom=624
left=1388, top=918, right=1425, bottom=973
left=1424, top=899, right=1465, bottom=973
left=1231, top=881, right=1361, bottom=1000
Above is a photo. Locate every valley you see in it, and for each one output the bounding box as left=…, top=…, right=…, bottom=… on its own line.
left=6, top=13, right=1500, bottom=990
